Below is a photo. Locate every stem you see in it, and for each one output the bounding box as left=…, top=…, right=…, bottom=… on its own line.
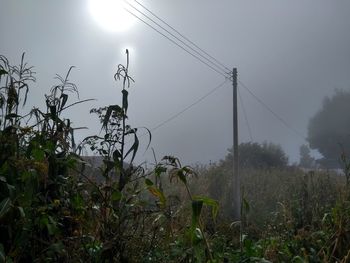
left=185, top=183, right=213, bottom=262
left=119, top=99, right=126, bottom=192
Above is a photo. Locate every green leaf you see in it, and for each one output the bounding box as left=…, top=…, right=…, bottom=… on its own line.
left=177, top=169, right=187, bottom=184
left=141, top=127, right=152, bottom=152
left=72, top=195, right=84, bottom=209
left=145, top=178, right=154, bottom=186
left=32, top=148, right=45, bottom=161
left=111, top=190, right=122, bottom=201
left=192, top=228, right=204, bottom=247
left=0, top=198, right=12, bottom=218
left=191, top=200, right=203, bottom=228
left=193, top=196, right=219, bottom=219
left=39, top=216, right=49, bottom=230
left=147, top=186, right=166, bottom=207
left=124, top=133, right=139, bottom=163
left=154, top=165, right=167, bottom=177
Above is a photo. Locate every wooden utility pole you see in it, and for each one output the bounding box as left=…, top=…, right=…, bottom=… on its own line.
left=232, top=68, right=240, bottom=220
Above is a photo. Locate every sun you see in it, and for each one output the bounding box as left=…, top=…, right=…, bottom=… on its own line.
left=89, top=0, right=136, bottom=32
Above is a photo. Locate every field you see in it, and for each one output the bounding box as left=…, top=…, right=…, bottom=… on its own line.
left=1, top=54, right=350, bottom=262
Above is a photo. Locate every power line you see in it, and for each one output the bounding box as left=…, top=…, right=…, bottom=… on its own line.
left=122, top=4, right=231, bottom=79
left=122, top=2, right=304, bottom=142
left=238, top=86, right=253, bottom=141
left=123, top=0, right=229, bottom=74
left=122, top=2, right=230, bottom=77
left=129, top=0, right=231, bottom=73
left=151, top=79, right=229, bottom=132
left=238, top=80, right=306, bottom=140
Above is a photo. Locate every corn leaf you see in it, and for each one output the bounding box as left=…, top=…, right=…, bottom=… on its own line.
left=124, top=133, right=139, bottom=164
left=191, top=200, right=203, bottom=228
left=193, top=196, right=219, bottom=219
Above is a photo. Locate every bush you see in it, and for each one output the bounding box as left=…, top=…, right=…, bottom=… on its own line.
left=222, top=142, right=288, bottom=170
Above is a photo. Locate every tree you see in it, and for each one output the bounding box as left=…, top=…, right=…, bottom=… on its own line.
left=223, top=141, right=288, bottom=169
left=307, top=90, right=350, bottom=168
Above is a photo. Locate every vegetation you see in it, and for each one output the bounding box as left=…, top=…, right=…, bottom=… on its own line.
left=223, top=142, right=288, bottom=170
left=1, top=53, right=350, bottom=262
left=308, top=89, right=350, bottom=168
left=0, top=52, right=219, bottom=262
left=192, top=155, right=350, bottom=262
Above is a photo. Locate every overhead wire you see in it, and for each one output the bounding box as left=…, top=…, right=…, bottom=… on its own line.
left=238, top=86, right=253, bottom=141
left=129, top=0, right=231, bottom=73
left=238, top=80, right=306, bottom=140
left=120, top=1, right=304, bottom=141
left=151, top=79, right=229, bottom=132
left=121, top=1, right=231, bottom=79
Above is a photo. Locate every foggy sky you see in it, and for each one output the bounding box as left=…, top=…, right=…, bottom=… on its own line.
left=1, top=0, right=350, bottom=165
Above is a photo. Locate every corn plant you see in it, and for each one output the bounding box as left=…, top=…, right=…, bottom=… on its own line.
left=0, top=53, right=92, bottom=261
left=74, top=50, right=154, bottom=262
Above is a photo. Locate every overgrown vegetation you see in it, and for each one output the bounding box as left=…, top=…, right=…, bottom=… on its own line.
left=1, top=53, right=350, bottom=262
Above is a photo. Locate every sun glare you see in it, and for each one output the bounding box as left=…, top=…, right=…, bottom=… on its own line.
left=89, top=0, right=135, bottom=32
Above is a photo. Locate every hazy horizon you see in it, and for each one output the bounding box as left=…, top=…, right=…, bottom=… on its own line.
left=1, top=0, right=350, bottom=165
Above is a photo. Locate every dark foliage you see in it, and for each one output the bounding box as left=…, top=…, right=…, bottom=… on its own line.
left=308, top=89, right=350, bottom=168
left=0, top=53, right=218, bottom=262
left=223, top=142, right=288, bottom=170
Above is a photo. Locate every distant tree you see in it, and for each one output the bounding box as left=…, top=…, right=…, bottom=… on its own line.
left=223, top=142, right=288, bottom=169
left=299, top=144, right=315, bottom=168
left=307, top=90, right=350, bottom=168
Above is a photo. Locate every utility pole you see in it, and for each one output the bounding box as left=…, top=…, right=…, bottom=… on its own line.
left=232, top=68, right=240, bottom=220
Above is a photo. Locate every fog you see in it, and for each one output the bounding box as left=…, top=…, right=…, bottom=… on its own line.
left=1, top=0, right=350, bottom=165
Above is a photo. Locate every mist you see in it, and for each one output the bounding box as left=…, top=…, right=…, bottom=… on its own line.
left=1, top=0, right=350, bottom=165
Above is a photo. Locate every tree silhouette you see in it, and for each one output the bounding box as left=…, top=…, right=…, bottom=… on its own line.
left=308, top=89, right=350, bottom=168
left=223, top=142, right=288, bottom=169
